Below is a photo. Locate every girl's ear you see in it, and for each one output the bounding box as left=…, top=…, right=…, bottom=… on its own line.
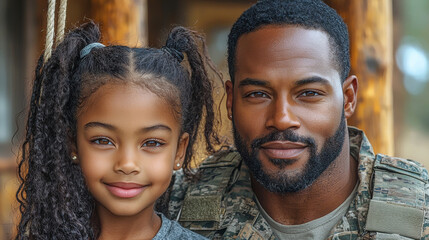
left=174, top=132, right=189, bottom=170
left=70, top=139, right=79, bottom=164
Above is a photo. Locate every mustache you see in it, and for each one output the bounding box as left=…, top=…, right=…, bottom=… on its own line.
left=250, top=129, right=315, bottom=149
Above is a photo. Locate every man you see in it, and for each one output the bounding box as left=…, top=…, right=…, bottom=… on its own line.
left=168, top=0, right=428, bottom=239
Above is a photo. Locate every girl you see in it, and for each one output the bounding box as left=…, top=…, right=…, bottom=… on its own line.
left=16, top=22, right=220, bottom=239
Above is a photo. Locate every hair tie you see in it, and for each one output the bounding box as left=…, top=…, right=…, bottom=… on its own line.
left=80, top=42, right=105, bottom=59
left=162, top=46, right=184, bottom=62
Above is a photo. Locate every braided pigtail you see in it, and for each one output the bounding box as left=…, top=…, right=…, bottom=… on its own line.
left=164, top=27, right=221, bottom=175
left=16, top=22, right=101, bottom=240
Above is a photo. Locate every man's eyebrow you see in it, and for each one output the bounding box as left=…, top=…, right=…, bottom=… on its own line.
left=294, top=77, right=331, bottom=87
left=84, top=122, right=116, bottom=130
left=238, top=77, right=331, bottom=88
left=238, top=78, right=270, bottom=88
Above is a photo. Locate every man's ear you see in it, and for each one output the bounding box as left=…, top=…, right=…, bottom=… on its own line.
left=343, top=75, right=358, bottom=119
left=225, top=80, right=233, bottom=120
left=174, top=133, right=189, bottom=170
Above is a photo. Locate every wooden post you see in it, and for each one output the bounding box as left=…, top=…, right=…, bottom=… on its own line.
left=326, top=0, right=394, bottom=155
left=90, top=0, right=148, bottom=47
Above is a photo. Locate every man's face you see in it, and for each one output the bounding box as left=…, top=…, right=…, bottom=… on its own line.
left=226, top=26, right=352, bottom=193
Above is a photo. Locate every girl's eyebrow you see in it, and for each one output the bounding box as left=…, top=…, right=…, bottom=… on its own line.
left=84, top=122, right=172, bottom=133
left=139, top=124, right=172, bottom=133
left=84, top=122, right=115, bottom=130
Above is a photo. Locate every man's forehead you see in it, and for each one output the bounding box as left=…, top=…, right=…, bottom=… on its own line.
left=234, top=25, right=340, bottom=84
left=236, top=25, right=330, bottom=57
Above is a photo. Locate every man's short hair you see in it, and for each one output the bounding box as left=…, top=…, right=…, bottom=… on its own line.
left=227, top=0, right=350, bottom=83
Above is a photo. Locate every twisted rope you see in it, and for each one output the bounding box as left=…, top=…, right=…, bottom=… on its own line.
left=40, top=0, right=67, bottom=105
left=55, top=0, right=68, bottom=46
left=43, top=0, right=56, bottom=62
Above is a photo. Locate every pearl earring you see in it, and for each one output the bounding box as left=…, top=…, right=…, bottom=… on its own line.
left=71, top=155, right=78, bottom=163
left=176, top=163, right=180, bottom=167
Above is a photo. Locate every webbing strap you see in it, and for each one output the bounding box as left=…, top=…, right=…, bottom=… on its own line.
left=179, top=151, right=241, bottom=225
left=366, top=200, right=423, bottom=239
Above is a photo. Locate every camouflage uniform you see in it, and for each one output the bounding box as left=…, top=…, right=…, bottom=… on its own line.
left=168, top=127, right=429, bottom=239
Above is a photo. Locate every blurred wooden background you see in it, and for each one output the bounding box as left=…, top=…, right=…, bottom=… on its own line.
left=2, top=0, right=428, bottom=239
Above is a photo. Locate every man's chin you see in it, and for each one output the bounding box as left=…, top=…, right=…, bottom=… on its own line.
left=258, top=148, right=308, bottom=171
left=268, top=158, right=299, bottom=169
left=252, top=170, right=314, bottom=194
left=243, top=155, right=312, bottom=193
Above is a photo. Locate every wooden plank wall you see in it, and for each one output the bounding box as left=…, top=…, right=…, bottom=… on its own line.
left=90, top=0, right=148, bottom=47
left=326, top=0, right=394, bottom=155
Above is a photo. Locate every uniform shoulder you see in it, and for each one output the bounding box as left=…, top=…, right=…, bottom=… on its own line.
left=199, top=148, right=241, bottom=168
left=364, top=154, right=428, bottom=239
left=374, top=153, right=428, bottom=182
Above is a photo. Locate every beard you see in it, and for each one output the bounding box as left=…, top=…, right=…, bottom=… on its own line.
left=233, top=112, right=346, bottom=194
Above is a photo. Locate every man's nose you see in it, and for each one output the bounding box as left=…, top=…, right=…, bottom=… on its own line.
left=265, top=97, right=301, bottom=131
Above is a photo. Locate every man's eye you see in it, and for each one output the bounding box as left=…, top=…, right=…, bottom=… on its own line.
left=92, top=138, right=113, bottom=145
left=247, top=91, right=269, bottom=98
left=142, top=140, right=164, bottom=148
left=300, top=91, right=321, bottom=97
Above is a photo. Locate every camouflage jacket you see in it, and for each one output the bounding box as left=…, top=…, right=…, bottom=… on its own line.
left=168, top=127, right=429, bottom=239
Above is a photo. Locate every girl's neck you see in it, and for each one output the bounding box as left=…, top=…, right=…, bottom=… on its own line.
left=96, top=204, right=162, bottom=240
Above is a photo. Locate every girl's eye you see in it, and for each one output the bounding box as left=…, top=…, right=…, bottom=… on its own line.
left=142, top=140, right=164, bottom=148
left=92, top=138, right=113, bottom=146
left=246, top=91, right=269, bottom=98
left=300, top=91, right=321, bottom=97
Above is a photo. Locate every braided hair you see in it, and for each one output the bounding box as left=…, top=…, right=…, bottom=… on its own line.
left=16, top=21, right=221, bottom=239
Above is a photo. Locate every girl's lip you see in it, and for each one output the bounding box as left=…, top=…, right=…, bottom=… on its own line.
left=106, top=182, right=144, bottom=189
left=105, top=182, right=146, bottom=198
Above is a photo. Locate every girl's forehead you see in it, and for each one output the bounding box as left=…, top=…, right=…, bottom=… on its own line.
left=77, top=83, right=182, bottom=135
left=81, top=74, right=182, bottom=110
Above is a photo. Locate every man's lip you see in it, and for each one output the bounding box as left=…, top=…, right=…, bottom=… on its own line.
left=260, top=141, right=307, bottom=160
left=260, top=141, right=307, bottom=149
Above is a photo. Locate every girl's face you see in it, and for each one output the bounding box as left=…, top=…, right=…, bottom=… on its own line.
left=75, top=82, right=188, bottom=217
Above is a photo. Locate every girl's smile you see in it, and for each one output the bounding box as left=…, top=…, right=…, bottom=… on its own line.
left=104, top=182, right=147, bottom=198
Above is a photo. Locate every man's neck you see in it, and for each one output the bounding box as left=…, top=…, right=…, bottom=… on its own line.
left=251, top=145, right=358, bottom=225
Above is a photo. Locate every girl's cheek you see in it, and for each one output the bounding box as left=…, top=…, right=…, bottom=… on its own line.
left=145, top=154, right=174, bottom=183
